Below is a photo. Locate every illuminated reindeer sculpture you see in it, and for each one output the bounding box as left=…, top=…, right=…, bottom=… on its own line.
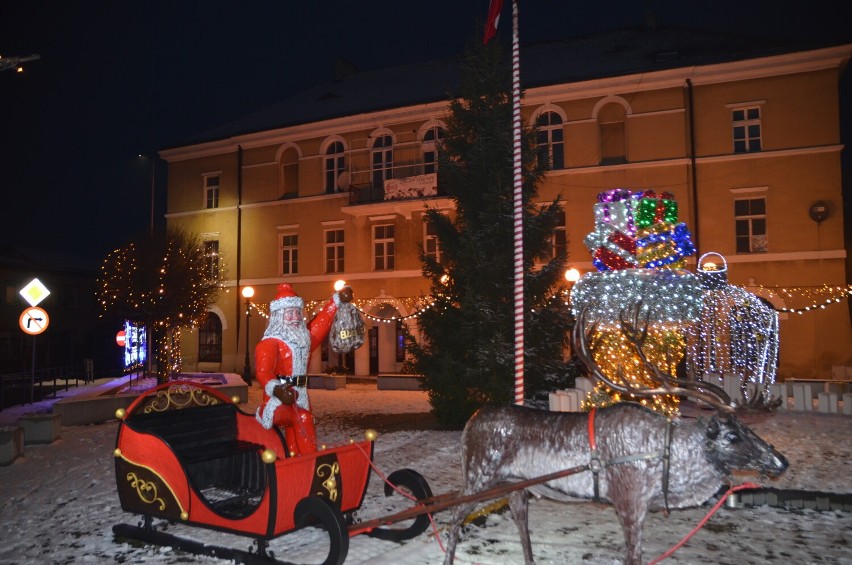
left=443, top=305, right=788, bottom=565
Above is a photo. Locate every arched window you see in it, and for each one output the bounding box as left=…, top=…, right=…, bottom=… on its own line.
left=280, top=147, right=299, bottom=198
left=324, top=141, right=346, bottom=194
left=422, top=126, right=445, bottom=174
left=598, top=103, right=627, bottom=165
left=198, top=312, right=222, bottom=362
left=372, top=135, right=394, bottom=190
left=535, top=111, right=564, bottom=170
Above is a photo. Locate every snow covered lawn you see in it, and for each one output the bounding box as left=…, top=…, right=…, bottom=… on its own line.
left=0, top=381, right=849, bottom=564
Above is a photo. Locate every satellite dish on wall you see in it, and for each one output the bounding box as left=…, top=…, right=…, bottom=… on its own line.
left=337, top=172, right=351, bottom=190
left=808, top=201, right=831, bottom=223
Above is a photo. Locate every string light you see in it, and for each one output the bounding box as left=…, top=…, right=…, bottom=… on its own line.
left=747, top=284, right=852, bottom=314
left=250, top=295, right=438, bottom=324
left=97, top=235, right=223, bottom=379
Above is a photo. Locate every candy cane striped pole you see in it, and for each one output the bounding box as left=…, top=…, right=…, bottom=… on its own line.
left=511, top=0, right=524, bottom=405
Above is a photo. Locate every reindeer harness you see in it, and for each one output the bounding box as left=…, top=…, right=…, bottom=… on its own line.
left=587, top=407, right=675, bottom=512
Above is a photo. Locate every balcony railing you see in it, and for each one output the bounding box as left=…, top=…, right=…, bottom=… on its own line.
left=347, top=167, right=444, bottom=205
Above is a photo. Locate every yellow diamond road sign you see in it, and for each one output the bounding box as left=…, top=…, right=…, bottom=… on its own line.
left=20, top=278, right=50, bottom=307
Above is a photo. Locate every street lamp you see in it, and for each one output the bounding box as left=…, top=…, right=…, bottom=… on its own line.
left=564, top=268, right=581, bottom=306
left=564, top=268, right=581, bottom=284
left=241, top=286, right=255, bottom=385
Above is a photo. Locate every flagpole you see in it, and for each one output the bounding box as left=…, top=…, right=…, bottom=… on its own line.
left=510, top=0, right=524, bottom=405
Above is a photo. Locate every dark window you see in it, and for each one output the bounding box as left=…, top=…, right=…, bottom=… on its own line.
left=198, top=313, right=222, bottom=362
left=281, top=234, right=298, bottom=275
left=732, top=107, right=762, bottom=153
left=324, top=141, right=346, bottom=193
left=374, top=224, right=395, bottom=270
left=324, top=229, right=345, bottom=273
left=372, top=135, right=393, bottom=189
left=204, top=175, right=220, bottom=209
left=734, top=197, right=767, bottom=253
left=422, top=126, right=445, bottom=174
left=535, top=111, right=564, bottom=170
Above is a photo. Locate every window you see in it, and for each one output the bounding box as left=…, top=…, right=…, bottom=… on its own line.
left=372, top=135, right=394, bottom=190
left=535, top=112, right=564, bottom=170
left=280, top=234, right=298, bottom=275
left=324, top=229, right=345, bottom=273
left=734, top=198, right=767, bottom=253
left=422, top=126, right=445, bottom=174
left=551, top=212, right=567, bottom=259
left=280, top=147, right=299, bottom=198
left=324, top=141, right=346, bottom=194
left=204, top=174, right=220, bottom=209
left=203, top=240, right=220, bottom=279
left=732, top=107, right=762, bottom=153
left=198, top=312, right=222, bottom=362
left=598, top=103, right=626, bottom=165
left=373, top=224, right=395, bottom=270
left=423, top=220, right=441, bottom=263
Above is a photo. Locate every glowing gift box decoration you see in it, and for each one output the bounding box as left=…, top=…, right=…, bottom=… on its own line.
left=635, top=223, right=695, bottom=269
left=634, top=190, right=678, bottom=228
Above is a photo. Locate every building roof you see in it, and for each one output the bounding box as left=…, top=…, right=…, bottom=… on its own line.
left=172, top=26, right=841, bottom=148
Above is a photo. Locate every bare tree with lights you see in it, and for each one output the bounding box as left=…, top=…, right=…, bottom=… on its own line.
left=97, top=228, right=223, bottom=384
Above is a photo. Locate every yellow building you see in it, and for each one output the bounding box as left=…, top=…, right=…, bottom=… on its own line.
left=162, top=29, right=852, bottom=381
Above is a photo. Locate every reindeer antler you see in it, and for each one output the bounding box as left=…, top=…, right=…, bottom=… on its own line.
left=574, top=303, right=735, bottom=413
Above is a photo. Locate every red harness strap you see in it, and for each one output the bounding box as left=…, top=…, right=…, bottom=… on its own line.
left=587, top=405, right=674, bottom=511
left=587, top=407, right=597, bottom=451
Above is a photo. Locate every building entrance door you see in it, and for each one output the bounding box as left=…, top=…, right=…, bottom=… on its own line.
left=369, top=326, right=379, bottom=374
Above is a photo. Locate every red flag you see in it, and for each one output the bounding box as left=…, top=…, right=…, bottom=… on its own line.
left=483, top=0, right=504, bottom=44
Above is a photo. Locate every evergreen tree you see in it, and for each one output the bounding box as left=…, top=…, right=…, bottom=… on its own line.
left=406, top=40, right=574, bottom=428
left=97, top=228, right=223, bottom=384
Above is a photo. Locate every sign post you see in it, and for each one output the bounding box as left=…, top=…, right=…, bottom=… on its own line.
left=19, top=279, right=50, bottom=404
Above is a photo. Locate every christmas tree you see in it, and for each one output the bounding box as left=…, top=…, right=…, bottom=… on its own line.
left=406, top=39, right=572, bottom=428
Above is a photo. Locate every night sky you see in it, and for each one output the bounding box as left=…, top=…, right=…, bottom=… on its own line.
left=2, top=1, right=851, bottom=262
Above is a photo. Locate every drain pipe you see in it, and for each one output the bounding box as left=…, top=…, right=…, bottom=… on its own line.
left=686, top=79, right=700, bottom=254
left=235, top=145, right=243, bottom=372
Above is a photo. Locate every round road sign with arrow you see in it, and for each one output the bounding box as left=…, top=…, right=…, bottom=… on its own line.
left=20, top=307, right=49, bottom=335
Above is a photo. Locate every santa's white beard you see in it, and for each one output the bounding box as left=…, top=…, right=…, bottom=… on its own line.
left=263, top=314, right=311, bottom=375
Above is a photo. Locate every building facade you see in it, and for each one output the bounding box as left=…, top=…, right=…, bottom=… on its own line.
left=162, top=30, right=852, bottom=380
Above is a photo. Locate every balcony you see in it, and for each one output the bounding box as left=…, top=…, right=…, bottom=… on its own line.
left=341, top=168, right=453, bottom=219
left=346, top=163, right=444, bottom=205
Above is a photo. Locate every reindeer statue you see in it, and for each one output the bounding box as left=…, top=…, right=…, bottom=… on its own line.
left=443, top=305, right=788, bottom=565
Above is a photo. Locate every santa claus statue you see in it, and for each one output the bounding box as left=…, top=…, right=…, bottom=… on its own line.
left=255, top=282, right=353, bottom=455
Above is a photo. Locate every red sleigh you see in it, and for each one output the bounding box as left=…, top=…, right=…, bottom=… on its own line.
left=112, top=380, right=432, bottom=564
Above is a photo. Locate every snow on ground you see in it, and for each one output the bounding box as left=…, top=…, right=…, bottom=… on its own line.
left=0, top=378, right=850, bottom=564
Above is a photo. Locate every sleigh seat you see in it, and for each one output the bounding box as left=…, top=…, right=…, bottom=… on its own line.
left=124, top=402, right=268, bottom=519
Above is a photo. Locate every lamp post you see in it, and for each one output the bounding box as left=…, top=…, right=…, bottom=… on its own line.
left=564, top=267, right=581, bottom=306
left=241, top=286, right=255, bottom=385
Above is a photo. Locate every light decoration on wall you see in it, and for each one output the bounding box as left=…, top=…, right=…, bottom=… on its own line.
left=686, top=253, right=779, bottom=408
left=747, top=284, right=852, bottom=314
left=250, top=295, right=438, bottom=324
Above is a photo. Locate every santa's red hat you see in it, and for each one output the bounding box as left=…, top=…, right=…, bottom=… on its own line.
left=269, top=283, right=304, bottom=312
